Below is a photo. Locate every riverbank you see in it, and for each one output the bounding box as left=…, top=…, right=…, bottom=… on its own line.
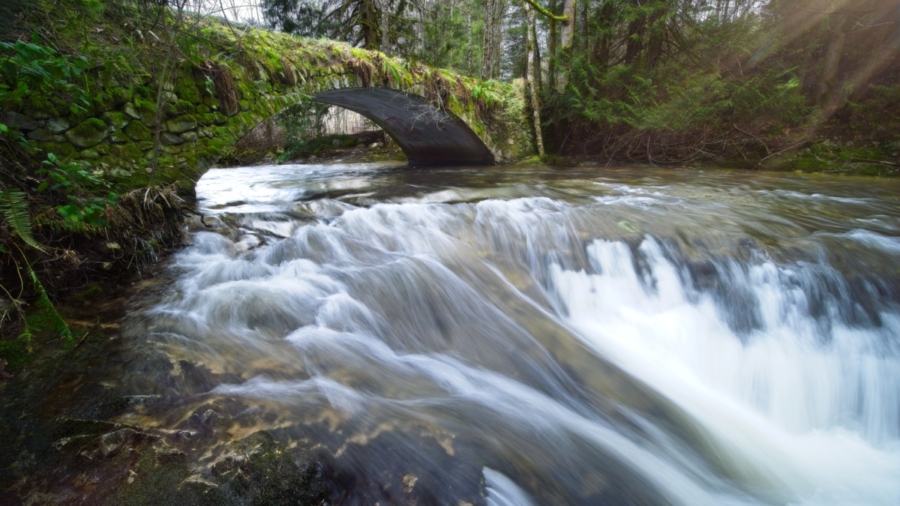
left=228, top=126, right=899, bottom=177
left=30, top=161, right=893, bottom=505
left=3, top=159, right=899, bottom=504
left=0, top=214, right=335, bottom=505
left=536, top=138, right=900, bottom=177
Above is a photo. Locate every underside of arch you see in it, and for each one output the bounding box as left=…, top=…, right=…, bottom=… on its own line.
left=313, top=88, right=495, bottom=166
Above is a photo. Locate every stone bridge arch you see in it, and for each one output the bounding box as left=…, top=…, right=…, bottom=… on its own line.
left=219, top=52, right=531, bottom=170
left=26, top=32, right=532, bottom=192
left=312, top=88, right=496, bottom=165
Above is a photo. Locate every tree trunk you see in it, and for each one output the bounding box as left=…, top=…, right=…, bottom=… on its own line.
left=560, top=0, right=575, bottom=50
left=624, top=16, right=645, bottom=65
left=531, top=11, right=542, bottom=91
left=482, top=0, right=491, bottom=79
left=548, top=0, right=557, bottom=91
left=523, top=1, right=544, bottom=156
left=594, top=1, right=613, bottom=67
left=363, top=0, right=378, bottom=49
left=492, top=0, right=504, bottom=79
left=579, top=0, right=587, bottom=53
left=379, top=0, right=390, bottom=55
left=645, top=9, right=666, bottom=70
left=419, top=5, right=426, bottom=59
left=557, top=0, right=575, bottom=91
left=467, top=6, right=473, bottom=75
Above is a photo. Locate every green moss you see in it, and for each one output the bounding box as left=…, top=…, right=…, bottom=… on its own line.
left=133, top=98, right=157, bottom=124
left=855, top=165, right=882, bottom=177
left=173, top=74, right=201, bottom=103
left=102, top=111, right=129, bottom=130
left=110, top=142, right=143, bottom=161
left=765, top=141, right=899, bottom=177
left=213, top=127, right=236, bottom=143
left=95, top=156, right=116, bottom=167
left=93, top=86, right=133, bottom=111
left=23, top=102, right=62, bottom=120
left=196, top=113, right=217, bottom=126
left=79, top=118, right=107, bottom=132
left=65, top=118, right=109, bottom=148
left=39, top=141, right=78, bottom=158
left=173, top=100, right=194, bottom=114
left=124, top=121, right=152, bottom=142
left=80, top=149, right=100, bottom=160
left=133, top=85, right=154, bottom=100
left=0, top=337, right=33, bottom=370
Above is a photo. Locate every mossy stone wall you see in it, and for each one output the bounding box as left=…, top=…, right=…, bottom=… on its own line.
left=13, top=25, right=532, bottom=192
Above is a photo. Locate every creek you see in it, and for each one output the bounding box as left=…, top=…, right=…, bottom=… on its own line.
left=120, top=163, right=900, bottom=505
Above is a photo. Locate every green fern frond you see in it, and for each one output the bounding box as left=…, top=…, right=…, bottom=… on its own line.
left=0, top=189, right=45, bottom=252
left=26, top=269, right=71, bottom=340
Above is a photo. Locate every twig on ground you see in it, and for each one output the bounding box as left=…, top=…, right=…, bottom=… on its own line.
left=760, top=139, right=811, bottom=162
left=733, top=124, right=770, bottom=155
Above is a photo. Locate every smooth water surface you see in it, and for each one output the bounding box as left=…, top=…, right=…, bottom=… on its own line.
left=123, top=163, right=900, bottom=505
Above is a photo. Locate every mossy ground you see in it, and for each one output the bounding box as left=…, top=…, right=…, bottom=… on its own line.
left=763, top=140, right=900, bottom=177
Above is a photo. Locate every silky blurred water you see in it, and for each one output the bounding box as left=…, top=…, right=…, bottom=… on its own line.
left=124, top=163, right=900, bottom=505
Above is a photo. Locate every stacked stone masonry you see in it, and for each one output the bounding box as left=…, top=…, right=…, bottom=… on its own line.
left=3, top=32, right=532, bottom=191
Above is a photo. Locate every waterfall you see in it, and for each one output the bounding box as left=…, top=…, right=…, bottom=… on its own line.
left=129, top=163, right=900, bottom=505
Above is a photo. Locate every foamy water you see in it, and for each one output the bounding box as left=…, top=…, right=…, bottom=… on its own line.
left=127, top=163, right=900, bottom=505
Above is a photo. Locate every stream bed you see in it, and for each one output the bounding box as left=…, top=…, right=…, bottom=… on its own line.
left=117, top=163, right=900, bottom=505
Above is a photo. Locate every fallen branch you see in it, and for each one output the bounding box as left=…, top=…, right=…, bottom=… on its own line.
left=733, top=124, right=770, bottom=155
left=760, top=139, right=811, bottom=162
left=847, top=158, right=900, bottom=167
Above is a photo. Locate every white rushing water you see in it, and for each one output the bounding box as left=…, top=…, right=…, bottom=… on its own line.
left=142, top=163, right=900, bottom=505
left=553, top=239, right=900, bottom=505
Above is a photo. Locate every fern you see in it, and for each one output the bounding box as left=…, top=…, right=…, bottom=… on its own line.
left=25, top=269, right=71, bottom=340
left=0, top=189, right=45, bottom=252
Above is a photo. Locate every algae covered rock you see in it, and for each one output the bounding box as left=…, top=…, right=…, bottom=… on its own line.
left=108, top=132, right=129, bottom=144
left=161, top=132, right=185, bottom=146
left=0, top=111, right=43, bottom=130
left=27, top=129, right=65, bottom=142
left=65, top=118, right=109, bottom=148
left=166, top=117, right=197, bottom=133
left=102, top=111, right=130, bottom=130
left=80, top=149, right=101, bottom=160
left=123, top=102, right=142, bottom=120
left=46, top=117, right=71, bottom=134
left=110, top=142, right=143, bottom=161
left=124, top=120, right=153, bottom=141
left=38, top=141, right=78, bottom=158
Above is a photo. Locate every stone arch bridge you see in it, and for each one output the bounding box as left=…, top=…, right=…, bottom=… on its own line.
left=19, top=30, right=532, bottom=191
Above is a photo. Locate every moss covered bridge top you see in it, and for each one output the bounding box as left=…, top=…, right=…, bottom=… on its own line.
left=8, top=10, right=532, bottom=191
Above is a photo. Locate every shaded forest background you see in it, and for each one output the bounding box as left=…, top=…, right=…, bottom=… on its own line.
left=259, top=0, right=900, bottom=166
